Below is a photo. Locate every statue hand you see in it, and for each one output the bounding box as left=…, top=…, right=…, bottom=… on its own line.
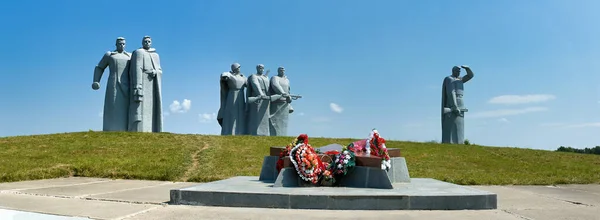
left=282, top=93, right=290, bottom=98
left=460, top=65, right=470, bottom=69
left=146, top=70, right=157, bottom=78
left=92, top=82, right=100, bottom=90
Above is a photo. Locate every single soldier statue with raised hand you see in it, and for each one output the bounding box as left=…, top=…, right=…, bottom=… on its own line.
left=441, top=65, right=474, bottom=144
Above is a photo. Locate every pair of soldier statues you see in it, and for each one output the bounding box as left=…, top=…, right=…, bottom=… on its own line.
left=92, top=36, right=163, bottom=133
left=218, top=63, right=302, bottom=136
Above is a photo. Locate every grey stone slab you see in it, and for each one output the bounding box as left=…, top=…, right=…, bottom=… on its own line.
left=171, top=176, right=496, bottom=210
left=0, top=177, right=109, bottom=191
left=258, top=156, right=279, bottom=182
left=273, top=167, right=300, bottom=187
left=509, top=185, right=600, bottom=206
left=410, top=194, right=496, bottom=210
left=471, top=186, right=578, bottom=210
left=387, top=157, right=411, bottom=183
left=87, top=182, right=198, bottom=204
left=128, top=205, right=519, bottom=220
left=315, top=143, right=345, bottom=152
left=0, top=208, right=92, bottom=220
left=556, top=184, right=600, bottom=195
left=19, top=179, right=167, bottom=197
left=338, top=166, right=393, bottom=189
left=0, top=193, right=157, bottom=220
left=507, top=206, right=600, bottom=220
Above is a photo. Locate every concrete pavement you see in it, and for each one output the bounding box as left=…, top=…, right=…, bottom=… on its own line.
left=0, top=177, right=597, bottom=220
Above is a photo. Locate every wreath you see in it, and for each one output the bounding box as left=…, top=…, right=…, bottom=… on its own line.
left=288, top=134, right=325, bottom=184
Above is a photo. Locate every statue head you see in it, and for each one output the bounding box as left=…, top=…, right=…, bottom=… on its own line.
left=277, top=66, right=285, bottom=77
left=142, top=36, right=152, bottom=50
left=231, top=63, right=241, bottom=74
left=256, top=64, right=265, bottom=75
left=452, top=66, right=461, bottom=77
left=115, top=37, right=126, bottom=53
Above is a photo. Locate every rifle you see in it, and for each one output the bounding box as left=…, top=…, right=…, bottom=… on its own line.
left=247, top=94, right=302, bottom=103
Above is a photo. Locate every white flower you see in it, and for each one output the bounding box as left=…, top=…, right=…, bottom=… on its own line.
left=344, top=159, right=348, bottom=164
left=335, top=159, right=339, bottom=163
left=343, top=150, right=348, bottom=154
left=381, top=163, right=386, bottom=170
left=338, top=164, right=343, bottom=169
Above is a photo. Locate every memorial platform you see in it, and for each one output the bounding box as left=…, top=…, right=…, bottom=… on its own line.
left=170, top=143, right=497, bottom=210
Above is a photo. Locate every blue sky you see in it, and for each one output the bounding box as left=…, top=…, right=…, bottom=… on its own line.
left=1, top=0, right=599, bottom=150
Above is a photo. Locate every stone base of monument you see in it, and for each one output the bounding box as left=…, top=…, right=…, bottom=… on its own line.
left=169, top=144, right=497, bottom=210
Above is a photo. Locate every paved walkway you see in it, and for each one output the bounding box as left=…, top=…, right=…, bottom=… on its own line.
left=0, top=177, right=598, bottom=220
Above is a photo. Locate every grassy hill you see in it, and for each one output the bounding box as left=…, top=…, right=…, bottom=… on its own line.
left=0, top=131, right=599, bottom=185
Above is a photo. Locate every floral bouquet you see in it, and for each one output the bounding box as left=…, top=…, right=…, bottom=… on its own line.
left=346, top=129, right=391, bottom=170
left=288, top=134, right=325, bottom=184
left=276, top=134, right=307, bottom=173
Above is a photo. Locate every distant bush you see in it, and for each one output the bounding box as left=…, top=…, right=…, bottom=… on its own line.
left=556, top=146, right=600, bottom=155
left=464, top=139, right=471, bottom=145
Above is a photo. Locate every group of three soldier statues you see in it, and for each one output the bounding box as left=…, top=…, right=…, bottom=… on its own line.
left=92, top=36, right=474, bottom=144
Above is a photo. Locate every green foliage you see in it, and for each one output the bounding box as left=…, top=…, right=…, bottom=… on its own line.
left=464, top=139, right=471, bottom=145
left=556, top=146, right=600, bottom=155
left=0, top=132, right=599, bottom=185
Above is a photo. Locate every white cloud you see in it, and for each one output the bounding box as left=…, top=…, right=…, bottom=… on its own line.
left=470, top=107, right=548, bottom=119
left=170, top=99, right=192, bottom=113
left=164, top=112, right=171, bottom=117
left=329, top=103, right=343, bottom=113
left=199, top=113, right=217, bottom=123
left=488, top=94, right=556, bottom=105
left=564, top=122, right=600, bottom=128
left=497, top=118, right=509, bottom=123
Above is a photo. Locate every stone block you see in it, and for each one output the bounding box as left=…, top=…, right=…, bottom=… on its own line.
left=258, top=156, right=279, bottom=182
left=387, top=157, right=411, bottom=183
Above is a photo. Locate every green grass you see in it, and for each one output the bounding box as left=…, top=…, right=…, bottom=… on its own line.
left=0, top=131, right=599, bottom=185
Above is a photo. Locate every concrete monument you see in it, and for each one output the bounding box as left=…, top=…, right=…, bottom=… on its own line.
left=217, top=63, right=248, bottom=135
left=92, top=37, right=131, bottom=131
left=128, top=36, right=163, bottom=132
left=441, top=65, right=474, bottom=144
left=268, top=66, right=301, bottom=136
left=246, top=64, right=273, bottom=136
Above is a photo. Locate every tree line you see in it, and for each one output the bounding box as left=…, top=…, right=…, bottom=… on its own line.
left=555, top=146, right=600, bottom=155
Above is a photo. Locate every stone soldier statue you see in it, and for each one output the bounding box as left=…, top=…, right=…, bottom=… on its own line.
left=217, top=63, right=248, bottom=135
left=441, top=65, right=474, bottom=144
left=92, top=37, right=131, bottom=131
left=269, top=66, right=301, bottom=136
left=128, top=36, right=163, bottom=132
left=246, top=64, right=272, bottom=136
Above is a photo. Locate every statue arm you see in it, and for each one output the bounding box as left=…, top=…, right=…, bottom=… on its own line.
left=461, top=67, right=474, bottom=83
left=130, top=51, right=144, bottom=102
left=217, top=72, right=229, bottom=121
left=155, top=53, right=162, bottom=76
left=270, top=77, right=286, bottom=95
left=93, top=52, right=110, bottom=85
